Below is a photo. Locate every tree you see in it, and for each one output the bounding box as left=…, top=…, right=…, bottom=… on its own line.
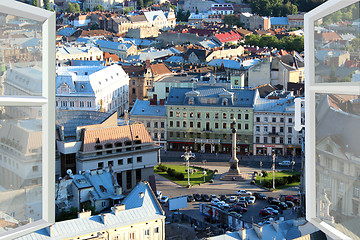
left=66, top=3, right=80, bottom=13
left=137, top=0, right=144, bottom=10
left=223, top=15, right=243, bottom=28
left=90, top=23, right=99, bottom=30
left=122, top=7, right=134, bottom=15
left=43, top=0, right=50, bottom=10
left=94, top=4, right=105, bottom=11
left=32, top=0, right=39, bottom=7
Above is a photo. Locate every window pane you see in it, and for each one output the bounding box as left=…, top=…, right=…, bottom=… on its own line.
left=314, top=2, right=359, bottom=83
left=315, top=93, right=360, bottom=236
left=0, top=106, right=43, bottom=231
left=0, top=13, right=42, bottom=96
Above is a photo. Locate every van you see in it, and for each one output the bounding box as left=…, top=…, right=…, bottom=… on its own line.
left=279, top=160, right=291, bottom=166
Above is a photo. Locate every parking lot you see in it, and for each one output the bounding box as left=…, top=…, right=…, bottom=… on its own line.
left=156, top=162, right=301, bottom=227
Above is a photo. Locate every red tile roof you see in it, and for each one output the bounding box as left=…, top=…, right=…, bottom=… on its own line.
left=82, top=123, right=153, bottom=152
left=214, top=31, right=241, bottom=43
left=150, top=63, right=172, bottom=76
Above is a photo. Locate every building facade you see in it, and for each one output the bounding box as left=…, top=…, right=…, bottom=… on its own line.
left=56, top=64, right=129, bottom=116
left=253, top=90, right=302, bottom=156
left=165, top=87, right=256, bottom=154
left=56, top=44, right=103, bottom=61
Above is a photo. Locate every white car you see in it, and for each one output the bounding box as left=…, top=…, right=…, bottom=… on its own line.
left=264, top=207, right=279, bottom=215
left=279, top=160, right=292, bottom=166
left=160, top=196, right=169, bottom=204
left=248, top=196, right=256, bottom=204
left=237, top=190, right=252, bottom=196
left=211, top=198, right=220, bottom=205
left=229, top=196, right=237, bottom=203
left=217, top=201, right=229, bottom=208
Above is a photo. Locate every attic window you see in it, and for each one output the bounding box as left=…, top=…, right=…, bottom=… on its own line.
left=100, top=185, right=107, bottom=193
left=189, top=97, right=194, bottom=105
left=81, top=85, right=85, bottom=89
left=134, top=140, right=141, bottom=145
left=124, top=140, right=132, bottom=146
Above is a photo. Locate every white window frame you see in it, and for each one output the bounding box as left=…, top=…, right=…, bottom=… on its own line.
left=304, top=0, right=358, bottom=239
left=0, top=1, right=55, bottom=239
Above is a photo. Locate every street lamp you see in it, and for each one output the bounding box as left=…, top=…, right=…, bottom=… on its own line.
left=272, top=153, right=276, bottom=190
left=184, top=148, right=191, bottom=188
left=202, top=160, right=207, bottom=183
left=158, top=133, right=161, bottom=165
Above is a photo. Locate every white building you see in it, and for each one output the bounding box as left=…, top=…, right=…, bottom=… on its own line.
left=83, top=0, right=123, bottom=10
left=253, top=90, right=302, bottom=156
left=56, top=64, right=129, bottom=116
left=18, top=181, right=166, bottom=240
left=56, top=44, right=103, bottom=61
left=210, top=3, right=234, bottom=15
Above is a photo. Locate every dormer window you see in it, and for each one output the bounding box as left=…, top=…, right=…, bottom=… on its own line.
left=189, top=97, right=194, bottom=105
left=222, top=98, right=228, bottom=106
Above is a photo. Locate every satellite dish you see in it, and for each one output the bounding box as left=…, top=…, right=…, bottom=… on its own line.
left=67, top=169, right=72, bottom=175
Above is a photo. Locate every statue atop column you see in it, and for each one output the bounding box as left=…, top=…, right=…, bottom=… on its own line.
left=229, top=118, right=240, bottom=174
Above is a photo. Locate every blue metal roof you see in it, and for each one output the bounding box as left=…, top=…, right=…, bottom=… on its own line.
left=57, top=27, right=78, bottom=36
left=270, top=17, right=289, bottom=25
left=166, top=87, right=256, bottom=107
left=130, top=100, right=166, bottom=117
left=96, top=39, right=133, bottom=51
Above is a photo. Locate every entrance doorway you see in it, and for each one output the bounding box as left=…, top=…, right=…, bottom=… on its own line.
left=205, top=144, right=212, bottom=153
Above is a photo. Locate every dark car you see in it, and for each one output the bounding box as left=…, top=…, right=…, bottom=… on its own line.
left=193, top=193, right=202, bottom=201
left=285, top=201, right=295, bottom=208
left=253, top=192, right=266, bottom=200
left=187, top=195, right=195, bottom=202
left=267, top=197, right=275, bottom=203
left=219, top=194, right=227, bottom=201
left=229, top=207, right=244, bottom=214
left=268, top=205, right=281, bottom=211
left=259, top=209, right=272, bottom=216
left=292, top=197, right=300, bottom=204
left=270, top=199, right=281, bottom=206
left=285, top=195, right=294, bottom=201
left=231, top=204, right=248, bottom=212
left=201, top=194, right=211, bottom=202
left=279, top=202, right=288, bottom=210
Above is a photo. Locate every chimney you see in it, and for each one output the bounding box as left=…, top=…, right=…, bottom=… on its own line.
left=150, top=99, right=157, bottom=105
left=124, top=110, right=129, bottom=125
left=159, top=99, right=165, bottom=105
left=146, top=59, right=150, bottom=68
left=114, top=185, right=122, bottom=195
left=78, top=209, right=92, bottom=219
left=238, top=228, right=246, bottom=240
left=111, top=204, right=126, bottom=215
left=253, top=223, right=263, bottom=239
left=100, top=213, right=108, bottom=225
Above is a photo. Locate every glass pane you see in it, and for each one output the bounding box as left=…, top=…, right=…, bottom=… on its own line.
left=0, top=12, right=42, bottom=96
left=315, top=93, right=360, bottom=239
left=0, top=106, right=42, bottom=231
left=314, top=2, right=359, bottom=83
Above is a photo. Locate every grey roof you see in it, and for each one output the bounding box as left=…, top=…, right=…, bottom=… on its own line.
left=96, top=39, right=133, bottom=52
left=17, top=181, right=164, bottom=240
left=56, top=110, right=113, bottom=138
left=197, top=39, right=221, bottom=49
left=57, top=27, right=78, bottom=36
left=166, top=87, right=256, bottom=107
left=72, top=174, right=92, bottom=189
left=130, top=99, right=166, bottom=117
left=70, top=60, right=105, bottom=66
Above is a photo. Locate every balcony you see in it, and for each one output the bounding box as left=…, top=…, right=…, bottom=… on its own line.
left=203, top=128, right=213, bottom=133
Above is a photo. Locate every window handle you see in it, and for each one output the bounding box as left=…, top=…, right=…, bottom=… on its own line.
left=294, top=98, right=305, bottom=132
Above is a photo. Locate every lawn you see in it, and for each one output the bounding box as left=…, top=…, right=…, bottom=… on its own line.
left=154, top=164, right=215, bottom=187
left=255, top=171, right=300, bottom=190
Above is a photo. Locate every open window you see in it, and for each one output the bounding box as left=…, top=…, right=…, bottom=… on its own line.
left=305, top=1, right=359, bottom=239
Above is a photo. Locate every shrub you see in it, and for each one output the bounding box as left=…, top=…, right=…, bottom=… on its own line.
left=158, top=164, right=168, bottom=172
left=261, top=170, right=268, bottom=178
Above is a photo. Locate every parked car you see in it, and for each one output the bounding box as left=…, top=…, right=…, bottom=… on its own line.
left=259, top=209, right=272, bottom=216
left=270, top=199, right=281, bottom=206
left=219, top=194, right=227, bottom=201
left=193, top=193, right=202, bottom=201
left=292, top=197, right=300, bottom=204
left=237, top=202, right=247, bottom=208
left=285, top=195, right=294, bottom=201
left=279, top=160, right=291, bottom=166
left=211, top=198, right=220, bottom=205
left=217, top=201, right=230, bottom=208
left=237, top=190, right=252, bottom=196
left=229, top=196, right=237, bottom=203
left=210, top=194, right=217, bottom=200
left=231, top=204, right=248, bottom=212
left=160, top=196, right=169, bottom=204
left=229, top=207, right=245, bottom=214
left=264, top=207, right=279, bottom=215
left=201, top=194, right=211, bottom=202
left=267, top=197, right=275, bottom=203
left=268, top=205, right=281, bottom=211
left=248, top=196, right=256, bottom=204
left=279, top=202, right=288, bottom=210
left=253, top=192, right=266, bottom=200
left=285, top=201, right=295, bottom=208
left=156, top=191, right=162, bottom=200
left=238, top=196, right=247, bottom=202
left=187, top=195, right=195, bottom=202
